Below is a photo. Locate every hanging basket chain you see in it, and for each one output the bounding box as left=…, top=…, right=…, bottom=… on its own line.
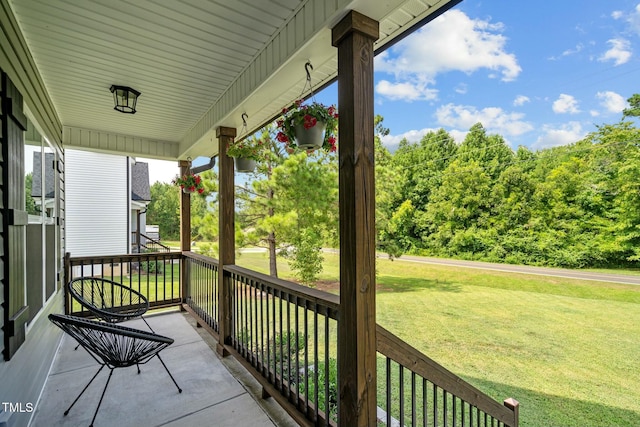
left=300, top=61, right=317, bottom=103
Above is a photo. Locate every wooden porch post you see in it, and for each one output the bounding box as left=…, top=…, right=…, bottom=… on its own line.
left=179, top=159, right=191, bottom=304
left=332, top=10, right=379, bottom=426
left=217, top=126, right=236, bottom=356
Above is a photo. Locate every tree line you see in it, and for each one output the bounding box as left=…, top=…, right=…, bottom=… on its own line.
left=147, top=96, right=640, bottom=284
left=379, top=119, right=640, bottom=268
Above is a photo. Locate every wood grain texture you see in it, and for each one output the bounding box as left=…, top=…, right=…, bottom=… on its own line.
left=179, top=159, right=191, bottom=305
left=217, top=126, right=236, bottom=352
left=332, top=10, right=379, bottom=427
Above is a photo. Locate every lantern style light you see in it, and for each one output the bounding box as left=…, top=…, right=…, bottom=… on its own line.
left=110, top=85, right=141, bottom=114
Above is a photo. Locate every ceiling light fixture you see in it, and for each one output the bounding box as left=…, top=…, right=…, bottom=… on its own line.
left=110, top=85, right=141, bottom=114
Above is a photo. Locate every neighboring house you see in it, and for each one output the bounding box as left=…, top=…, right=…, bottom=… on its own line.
left=130, top=160, right=152, bottom=252
left=34, top=150, right=151, bottom=258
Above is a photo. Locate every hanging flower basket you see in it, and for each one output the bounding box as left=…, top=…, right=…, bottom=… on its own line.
left=226, top=138, right=263, bottom=161
left=173, top=172, right=205, bottom=195
left=276, top=100, right=337, bottom=152
left=235, top=157, right=257, bottom=173
left=293, top=122, right=326, bottom=150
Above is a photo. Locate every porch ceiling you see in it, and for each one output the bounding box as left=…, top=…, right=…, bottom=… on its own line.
left=8, top=0, right=459, bottom=160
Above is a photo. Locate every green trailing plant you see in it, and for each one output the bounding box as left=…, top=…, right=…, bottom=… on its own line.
left=226, top=137, right=265, bottom=160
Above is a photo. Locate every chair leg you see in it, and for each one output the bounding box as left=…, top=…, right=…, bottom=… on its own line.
left=155, top=354, right=182, bottom=393
left=89, top=368, right=114, bottom=427
left=141, top=316, right=154, bottom=332
left=64, top=365, right=105, bottom=416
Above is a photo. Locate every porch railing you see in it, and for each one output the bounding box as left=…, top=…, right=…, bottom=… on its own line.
left=131, top=231, right=171, bottom=253
left=377, top=325, right=519, bottom=427
left=64, top=252, right=182, bottom=316
left=182, top=252, right=220, bottom=333
left=64, top=251, right=518, bottom=427
left=225, top=265, right=340, bottom=426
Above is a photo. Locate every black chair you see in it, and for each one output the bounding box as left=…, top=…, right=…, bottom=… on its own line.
left=68, top=277, right=152, bottom=330
left=49, top=314, right=182, bottom=427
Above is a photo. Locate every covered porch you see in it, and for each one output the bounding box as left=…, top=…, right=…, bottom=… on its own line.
left=32, top=310, right=298, bottom=427
left=0, top=1, right=519, bottom=426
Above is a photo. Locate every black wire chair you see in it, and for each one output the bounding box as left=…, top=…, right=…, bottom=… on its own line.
left=49, top=314, right=182, bottom=427
left=68, top=277, right=152, bottom=330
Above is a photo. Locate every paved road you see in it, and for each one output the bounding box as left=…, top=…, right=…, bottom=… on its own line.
left=392, top=254, right=640, bottom=285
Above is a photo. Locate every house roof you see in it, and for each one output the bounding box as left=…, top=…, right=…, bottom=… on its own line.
left=131, top=162, right=151, bottom=202
left=30, top=152, right=56, bottom=199
left=5, top=0, right=460, bottom=161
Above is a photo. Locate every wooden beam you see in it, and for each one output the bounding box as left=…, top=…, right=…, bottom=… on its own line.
left=217, top=126, right=236, bottom=356
left=332, top=10, right=379, bottom=427
left=179, top=160, right=191, bottom=252
left=179, top=159, right=191, bottom=305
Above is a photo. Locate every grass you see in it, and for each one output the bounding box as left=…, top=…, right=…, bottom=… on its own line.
left=234, top=250, right=640, bottom=427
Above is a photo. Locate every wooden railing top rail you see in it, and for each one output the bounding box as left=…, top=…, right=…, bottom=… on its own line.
left=182, top=251, right=220, bottom=266
left=377, top=324, right=518, bottom=427
left=68, top=251, right=181, bottom=264
left=224, top=264, right=340, bottom=316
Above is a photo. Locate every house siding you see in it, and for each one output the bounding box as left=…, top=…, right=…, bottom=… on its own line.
left=0, top=292, right=63, bottom=427
left=65, top=149, right=128, bottom=257
left=0, top=66, right=64, bottom=427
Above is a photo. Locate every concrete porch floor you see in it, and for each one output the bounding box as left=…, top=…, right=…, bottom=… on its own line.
left=30, top=310, right=299, bottom=427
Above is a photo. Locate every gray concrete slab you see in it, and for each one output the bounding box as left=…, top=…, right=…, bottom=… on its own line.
left=30, top=311, right=298, bottom=427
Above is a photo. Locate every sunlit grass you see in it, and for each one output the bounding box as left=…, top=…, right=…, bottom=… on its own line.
left=233, top=250, right=640, bottom=427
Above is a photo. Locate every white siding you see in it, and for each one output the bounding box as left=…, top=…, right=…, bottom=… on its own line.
left=66, top=150, right=128, bottom=256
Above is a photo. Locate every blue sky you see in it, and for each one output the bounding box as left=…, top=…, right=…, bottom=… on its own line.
left=147, top=0, right=640, bottom=183
left=369, top=0, right=640, bottom=150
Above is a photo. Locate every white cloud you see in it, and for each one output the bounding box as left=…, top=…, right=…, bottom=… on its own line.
left=449, top=129, right=469, bottom=143
left=598, top=38, right=632, bottom=66
left=596, top=91, right=627, bottom=113
left=513, top=95, right=530, bottom=107
left=380, top=128, right=439, bottom=148
left=552, top=94, right=581, bottom=114
left=375, top=80, right=438, bottom=102
left=549, top=43, right=584, bottom=60
left=375, top=9, right=520, bottom=101
left=381, top=127, right=469, bottom=149
left=533, top=122, right=586, bottom=149
left=435, top=103, right=533, bottom=137
left=590, top=110, right=600, bottom=117
left=628, top=4, right=640, bottom=34
left=612, top=10, right=624, bottom=20
left=455, top=83, right=468, bottom=94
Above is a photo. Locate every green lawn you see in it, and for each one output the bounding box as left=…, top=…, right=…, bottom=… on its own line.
left=235, top=251, right=640, bottom=427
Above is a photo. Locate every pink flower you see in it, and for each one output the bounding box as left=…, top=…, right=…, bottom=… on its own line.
left=188, top=185, right=196, bottom=193
left=282, top=107, right=288, bottom=114
left=295, top=99, right=303, bottom=107
left=197, top=187, right=204, bottom=194
left=328, top=106, right=336, bottom=117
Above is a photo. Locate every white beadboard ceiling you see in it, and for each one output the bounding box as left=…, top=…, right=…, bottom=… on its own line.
left=8, top=0, right=459, bottom=160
